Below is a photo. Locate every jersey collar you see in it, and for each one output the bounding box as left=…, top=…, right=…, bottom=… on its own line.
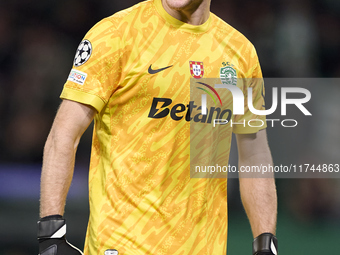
left=154, top=0, right=212, bottom=33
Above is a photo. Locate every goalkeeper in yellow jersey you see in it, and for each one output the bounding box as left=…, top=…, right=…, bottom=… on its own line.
left=38, top=0, right=278, bottom=254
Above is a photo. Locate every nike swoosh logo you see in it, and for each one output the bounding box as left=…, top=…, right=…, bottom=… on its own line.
left=148, top=64, right=173, bottom=74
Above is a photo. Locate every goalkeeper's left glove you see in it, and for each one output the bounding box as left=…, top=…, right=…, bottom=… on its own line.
left=252, top=233, right=278, bottom=255
left=37, top=215, right=83, bottom=255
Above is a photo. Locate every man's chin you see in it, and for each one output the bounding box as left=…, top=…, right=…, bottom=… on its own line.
left=164, top=0, right=198, bottom=10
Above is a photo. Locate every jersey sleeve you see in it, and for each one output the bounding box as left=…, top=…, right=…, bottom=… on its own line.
left=232, top=45, right=267, bottom=134
left=60, top=18, right=123, bottom=112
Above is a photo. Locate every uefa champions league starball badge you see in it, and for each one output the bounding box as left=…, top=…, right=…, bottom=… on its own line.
left=74, top=39, right=92, bottom=67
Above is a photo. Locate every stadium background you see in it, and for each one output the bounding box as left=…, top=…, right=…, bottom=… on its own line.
left=0, top=0, right=339, bottom=254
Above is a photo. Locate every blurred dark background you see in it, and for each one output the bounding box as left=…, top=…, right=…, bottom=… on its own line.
left=0, top=0, right=340, bottom=254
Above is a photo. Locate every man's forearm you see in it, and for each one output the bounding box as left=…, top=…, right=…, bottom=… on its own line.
left=40, top=131, right=78, bottom=217
left=240, top=176, right=277, bottom=237
left=236, top=130, right=277, bottom=238
left=39, top=100, right=96, bottom=218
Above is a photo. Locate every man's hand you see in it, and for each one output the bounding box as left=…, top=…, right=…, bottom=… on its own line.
left=38, top=215, right=83, bottom=255
left=253, top=233, right=278, bottom=255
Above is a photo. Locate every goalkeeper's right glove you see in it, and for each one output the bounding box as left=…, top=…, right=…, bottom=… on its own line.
left=37, top=215, right=83, bottom=255
left=252, top=232, right=278, bottom=255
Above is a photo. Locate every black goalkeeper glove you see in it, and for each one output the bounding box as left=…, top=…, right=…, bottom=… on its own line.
left=37, top=215, right=83, bottom=255
left=252, top=233, right=278, bottom=255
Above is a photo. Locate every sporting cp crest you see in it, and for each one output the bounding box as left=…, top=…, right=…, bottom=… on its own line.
left=220, top=65, right=237, bottom=86
left=189, top=61, right=204, bottom=79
